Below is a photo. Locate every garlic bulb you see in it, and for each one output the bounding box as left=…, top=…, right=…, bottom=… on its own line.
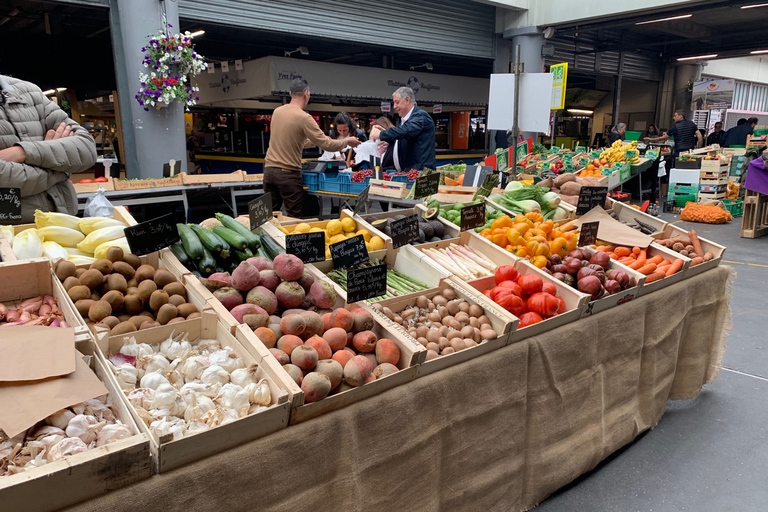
left=45, top=409, right=75, bottom=430
left=119, top=338, right=154, bottom=358
left=111, top=363, right=139, bottom=392
left=244, top=378, right=272, bottom=407
left=208, top=349, right=242, bottom=373
left=180, top=381, right=220, bottom=401
left=32, top=425, right=65, bottom=440
left=159, top=335, right=192, bottom=360
left=66, top=414, right=106, bottom=445
left=230, top=363, right=259, bottom=388
left=196, top=338, right=221, bottom=353
left=166, top=369, right=185, bottom=389
left=140, top=371, right=170, bottom=390
left=216, top=383, right=250, bottom=416
left=149, top=417, right=186, bottom=441
left=248, top=404, right=268, bottom=415
left=83, top=399, right=116, bottom=423
left=183, top=395, right=216, bottom=423
left=200, top=365, right=229, bottom=386
left=185, top=419, right=211, bottom=434
left=151, top=384, right=186, bottom=417
left=134, top=407, right=154, bottom=427
left=203, top=407, right=239, bottom=428
left=96, top=423, right=133, bottom=447
left=180, top=355, right=209, bottom=382
left=137, top=353, right=170, bottom=375
left=71, top=402, right=86, bottom=415
left=127, top=388, right=155, bottom=409
left=38, top=433, right=66, bottom=452
left=47, top=437, right=88, bottom=462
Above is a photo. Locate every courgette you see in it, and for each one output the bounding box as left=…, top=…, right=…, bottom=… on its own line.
left=177, top=224, right=203, bottom=260
left=260, top=233, right=285, bottom=259
left=210, top=225, right=248, bottom=250
left=188, top=223, right=230, bottom=257
left=234, top=247, right=253, bottom=261
left=169, top=242, right=192, bottom=266
left=214, top=213, right=261, bottom=251
left=198, top=246, right=217, bottom=275
left=255, top=246, right=270, bottom=260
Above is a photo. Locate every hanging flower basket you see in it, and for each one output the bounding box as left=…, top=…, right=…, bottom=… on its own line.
left=135, top=23, right=207, bottom=111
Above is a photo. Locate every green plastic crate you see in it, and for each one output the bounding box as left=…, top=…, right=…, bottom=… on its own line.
left=624, top=131, right=642, bottom=141
left=674, top=193, right=697, bottom=207
left=722, top=199, right=744, bottom=217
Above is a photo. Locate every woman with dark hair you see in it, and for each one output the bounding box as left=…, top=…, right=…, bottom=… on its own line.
left=329, top=112, right=367, bottom=142
left=645, top=124, right=659, bottom=138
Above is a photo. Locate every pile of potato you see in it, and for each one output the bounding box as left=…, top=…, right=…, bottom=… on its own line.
left=55, top=247, right=201, bottom=335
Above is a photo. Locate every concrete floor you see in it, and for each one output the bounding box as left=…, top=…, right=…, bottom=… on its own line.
left=536, top=214, right=768, bottom=512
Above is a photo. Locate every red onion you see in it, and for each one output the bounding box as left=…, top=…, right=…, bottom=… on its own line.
left=50, top=318, right=61, bottom=327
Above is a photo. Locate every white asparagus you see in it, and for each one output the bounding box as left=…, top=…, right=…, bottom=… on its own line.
left=449, top=246, right=492, bottom=275
left=425, top=249, right=468, bottom=278
left=454, top=245, right=497, bottom=272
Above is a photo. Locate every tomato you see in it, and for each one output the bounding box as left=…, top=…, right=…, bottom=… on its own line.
left=94, top=176, right=109, bottom=182
left=527, top=292, right=560, bottom=318
left=79, top=179, right=94, bottom=183
left=510, top=246, right=528, bottom=258
left=556, top=296, right=567, bottom=314
left=518, top=311, right=543, bottom=328
left=517, top=274, right=543, bottom=295
left=494, top=265, right=519, bottom=285
left=491, top=216, right=513, bottom=230
left=506, top=229, right=524, bottom=246
left=542, top=282, right=557, bottom=296
left=496, top=293, right=525, bottom=316
left=498, top=281, right=523, bottom=297
left=530, top=255, right=548, bottom=268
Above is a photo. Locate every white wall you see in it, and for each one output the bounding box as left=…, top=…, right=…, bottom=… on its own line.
left=590, top=79, right=659, bottom=141
left=703, top=57, right=768, bottom=85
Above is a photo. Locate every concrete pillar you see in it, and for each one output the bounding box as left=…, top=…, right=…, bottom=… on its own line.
left=110, top=0, right=187, bottom=178
left=673, top=64, right=698, bottom=120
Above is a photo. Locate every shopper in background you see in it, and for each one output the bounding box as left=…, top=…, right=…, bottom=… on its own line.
left=329, top=112, right=367, bottom=142
left=0, top=74, right=96, bottom=223
left=370, top=87, right=436, bottom=171
left=645, top=124, right=659, bottom=139
left=644, top=110, right=701, bottom=157
left=608, top=123, right=626, bottom=145
left=706, top=122, right=725, bottom=146
left=493, top=129, right=510, bottom=153
left=723, top=117, right=757, bottom=148
left=263, top=78, right=360, bottom=218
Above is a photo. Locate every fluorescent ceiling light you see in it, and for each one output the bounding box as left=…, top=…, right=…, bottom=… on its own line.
left=189, top=30, right=205, bottom=37
left=677, top=54, right=717, bottom=61
left=636, top=14, right=692, bottom=25
left=56, top=87, right=67, bottom=92
left=751, top=49, right=768, bottom=54
left=42, top=89, right=56, bottom=95
left=567, top=109, right=593, bottom=115
left=741, top=3, right=768, bottom=9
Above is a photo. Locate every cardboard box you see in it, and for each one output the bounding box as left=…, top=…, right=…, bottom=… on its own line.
left=669, top=168, right=701, bottom=185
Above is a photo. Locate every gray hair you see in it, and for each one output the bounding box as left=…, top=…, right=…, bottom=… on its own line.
left=290, top=78, right=309, bottom=96
left=616, top=123, right=627, bottom=131
left=393, top=87, right=417, bottom=106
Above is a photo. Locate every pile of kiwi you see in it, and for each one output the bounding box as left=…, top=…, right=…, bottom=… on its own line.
left=55, top=246, right=201, bottom=336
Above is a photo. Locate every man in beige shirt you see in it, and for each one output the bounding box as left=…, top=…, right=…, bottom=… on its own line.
left=264, top=78, right=360, bottom=218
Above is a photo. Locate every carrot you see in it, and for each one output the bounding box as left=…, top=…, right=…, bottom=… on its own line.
left=689, top=229, right=704, bottom=258
left=645, top=271, right=666, bottom=283
left=637, top=262, right=658, bottom=275
left=660, top=259, right=671, bottom=267
left=632, top=247, right=641, bottom=255
left=615, top=247, right=631, bottom=257
left=690, top=256, right=704, bottom=266
left=665, top=259, right=684, bottom=276
left=647, top=255, right=664, bottom=265
left=618, top=257, right=634, bottom=265
left=609, top=253, right=618, bottom=260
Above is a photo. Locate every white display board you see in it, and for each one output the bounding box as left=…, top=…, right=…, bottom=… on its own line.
left=487, top=73, right=555, bottom=134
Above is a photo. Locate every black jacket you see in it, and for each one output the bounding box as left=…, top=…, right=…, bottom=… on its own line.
left=379, top=106, right=436, bottom=171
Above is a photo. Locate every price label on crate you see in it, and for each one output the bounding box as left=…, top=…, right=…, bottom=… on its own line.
left=541, top=162, right=551, bottom=172
left=390, top=215, right=420, bottom=249
left=286, top=232, right=325, bottom=263
left=329, top=234, right=368, bottom=269
left=549, top=147, right=560, bottom=154
left=413, top=173, right=441, bottom=199
left=624, top=149, right=638, bottom=160
left=248, top=194, right=272, bottom=231
left=645, top=150, right=659, bottom=160
left=578, top=221, right=600, bottom=247
left=589, top=150, right=602, bottom=159
left=460, top=202, right=486, bottom=232
left=124, top=211, right=184, bottom=256
left=496, top=150, right=509, bottom=172
left=347, top=263, right=387, bottom=303
left=352, top=185, right=370, bottom=216
left=576, top=186, right=608, bottom=215
left=575, top=145, right=586, bottom=153
left=0, top=188, right=22, bottom=224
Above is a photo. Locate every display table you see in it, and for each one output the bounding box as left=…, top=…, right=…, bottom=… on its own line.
left=63, top=266, right=732, bottom=512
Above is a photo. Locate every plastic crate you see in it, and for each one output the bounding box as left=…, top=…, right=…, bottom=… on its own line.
left=302, top=172, right=320, bottom=192
left=624, top=131, right=642, bottom=141
left=390, top=174, right=416, bottom=188
left=346, top=175, right=371, bottom=195
left=319, top=171, right=345, bottom=193
left=674, top=193, right=697, bottom=206
left=723, top=199, right=744, bottom=217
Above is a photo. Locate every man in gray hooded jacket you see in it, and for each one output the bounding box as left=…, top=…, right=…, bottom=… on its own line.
left=0, top=75, right=96, bottom=222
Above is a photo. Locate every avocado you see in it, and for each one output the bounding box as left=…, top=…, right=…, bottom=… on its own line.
left=393, top=214, right=407, bottom=221
left=423, top=207, right=439, bottom=220
left=422, top=222, right=434, bottom=240
left=429, top=236, right=442, bottom=243
left=418, top=229, right=426, bottom=243
left=371, top=218, right=388, bottom=229
left=442, top=234, right=454, bottom=240
left=427, top=219, right=445, bottom=238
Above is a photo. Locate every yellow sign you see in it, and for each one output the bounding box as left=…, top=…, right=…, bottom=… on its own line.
left=550, top=62, right=568, bottom=110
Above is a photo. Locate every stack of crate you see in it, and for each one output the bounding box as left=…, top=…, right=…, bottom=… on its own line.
left=741, top=189, right=768, bottom=238
left=698, top=158, right=728, bottom=202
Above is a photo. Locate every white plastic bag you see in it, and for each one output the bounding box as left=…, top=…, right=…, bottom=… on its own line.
left=84, top=188, right=114, bottom=218
left=657, top=159, right=667, bottom=178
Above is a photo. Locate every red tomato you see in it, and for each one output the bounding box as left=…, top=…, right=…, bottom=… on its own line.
left=498, top=280, right=523, bottom=296
left=527, top=292, right=560, bottom=318
left=556, top=297, right=567, bottom=314
left=94, top=176, right=109, bottom=182
left=79, top=179, right=94, bottom=183
left=519, top=311, right=543, bottom=328
left=496, top=293, right=525, bottom=316
left=542, top=282, right=557, bottom=296
left=517, top=274, right=543, bottom=295
left=494, top=265, right=519, bottom=285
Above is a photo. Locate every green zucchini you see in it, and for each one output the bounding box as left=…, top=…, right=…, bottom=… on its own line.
left=177, top=224, right=203, bottom=260
left=234, top=247, right=253, bottom=261
left=188, top=224, right=227, bottom=255
left=260, top=233, right=285, bottom=259
left=214, top=213, right=261, bottom=250
left=198, top=246, right=217, bottom=275
left=169, top=242, right=192, bottom=266
left=210, top=226, right=248, bottom=250
left=255, top=246, right=270, bottom=260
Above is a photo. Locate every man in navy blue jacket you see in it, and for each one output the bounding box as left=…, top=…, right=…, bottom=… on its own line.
left=371, top=87, right=436, bottom=171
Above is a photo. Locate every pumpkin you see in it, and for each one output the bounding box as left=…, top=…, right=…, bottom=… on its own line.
left=444, top=176, right=459, bottom=186
left=456, top=174, right=465, bottom=185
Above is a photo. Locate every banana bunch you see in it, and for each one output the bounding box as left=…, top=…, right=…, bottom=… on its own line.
left=600, top=140, right=640, bottom=164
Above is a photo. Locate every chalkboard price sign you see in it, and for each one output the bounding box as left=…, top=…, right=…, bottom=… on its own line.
left=329, top=234, right=368, bottom=269
left=124, top=211, right=185, bottom=256
left=347, top=263, right=387, bottom=303
left=460, top=202, right=486, bottom=231
left=576, top=186, right=609, bottom=215
left=390, top=215, right=419, bottom=249
left=0, top=188, right=22, bottom=224
left=248, top=194, right=272, bottom=231
left=286, top=232, right=326, bottom=263
left=413, top=173, right=440, bottom=199
left=578, top=221, right=600, bottom=247
left=353, top=185, right=370, bottom=216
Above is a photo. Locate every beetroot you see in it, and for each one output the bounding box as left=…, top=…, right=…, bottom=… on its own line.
left=246, top=286, right=278, bottom=315
left=231, top=262, right=261, bottom=292
left=213, top=287, right=244, bottom=311
left=300, top=311, right=325, bottom=338
left=246, top=256, right=273, bottom=272
left=243, top=313, right=269, bottom=329
left=201, top=272, right=231, bottom=291
left=298, top=269, right=315, bottom=292
left=257, top=270, right=281, bottom=292
left=308, top=280, right=337, bottom=309
left=273, top=254, right=304, bottom=281
left=275, top=281, right=306, bottom=309
left=230, top=303, right=268, bottom=324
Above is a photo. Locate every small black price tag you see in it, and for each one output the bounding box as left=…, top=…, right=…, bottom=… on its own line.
left=286, top=232, right=325, bottom=263
left=124, top=211, right=185, bottom=256
left=390, top=215, right=420, bottom=249
left=460, top=202, right=486, bottom=232
left=576, top=186, right=609, bottom=215
left=353, top=185, right=370, bottom=216
left=413, top=173, right=440, bottom=199
left=578, top=221, right=600, bottom=247
left=347, top=263, right=387, bottom=303
left=329, top=234, right=368, bottom=269
left=248, top=194, right=272, bottom=231
left=0, top=188, right=22, bottom=224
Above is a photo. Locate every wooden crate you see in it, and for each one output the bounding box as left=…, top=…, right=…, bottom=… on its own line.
left=72, top=179, right=115, bottom=193
left=0, top=338, right=151, bottom=512
left=578, top=247, right=646, bottom=317
left=740, top=189, right=768, bottom=239
left=466, top=260, right=589, bottom=343
left=632, top=243, right=692, bottom=296
left=242, top=173, right=264, bottom=182
left=365, top=279, right=515, bottom=378
left=112, top=175, right=183, bottom=191
left=94, top=311, right=291, bottom=473
left=356, top=205, right=460, bottom=249
left=10, top=205, right=136, bottom=238
left=414, top=230, right=518, bottom=281
left=180, top=171, right=245, bottom=185
left=0, top=232, right=15, bottom=262
left=369, top=179, right=409, bottom=198
left=652, top=225, right=725, bottom=277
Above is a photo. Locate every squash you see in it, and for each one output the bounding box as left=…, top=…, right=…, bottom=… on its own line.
left=456, top=174, right=465, bottom=185
left=444, top=177, right=459, bottom=186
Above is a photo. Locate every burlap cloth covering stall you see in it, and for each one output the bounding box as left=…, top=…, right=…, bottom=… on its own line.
left=64, top=266, right=733, bottom=512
